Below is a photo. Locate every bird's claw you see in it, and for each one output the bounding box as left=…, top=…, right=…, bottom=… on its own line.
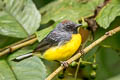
left=60, top=61, right=69, bottom=68
left=80, top=49, right=84, bottom=55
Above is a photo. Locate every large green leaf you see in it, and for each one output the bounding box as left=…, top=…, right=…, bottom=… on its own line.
left=96, top=48, right=120, bottom=80
left=0, top=0, right=41, bottom=38
left=8, top=57, right=46, bottom=80
left=40, top=0, right=104, bottom=24
left=0, top=45, right=47, bottom=80
left=0, top=58, right=16, bottom=80
left=96, top=0, right=120, bottom=29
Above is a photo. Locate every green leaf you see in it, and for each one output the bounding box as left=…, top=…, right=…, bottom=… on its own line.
left=42, top=59, right=59, bottom=78
left=35, top=25, right=54, bottom=42
left=0, top=0, right=41, bottom=38
left=0, top=59, right=16, bottom=80
left=96, top=0, right=120, bottom=29
left=0, top=0, right=4, bottom=9
left=0, top=57, right=47, bottom=80
left=33, top=0, right=55, bottom=9
left=0, top=44, right=47, bottom=80
left=108, top=74, right=120, bottom=80
left=36, top=21, right=57, bottom=42
left=8, top=56, right=46, bottom=80
left=0, top=45, right=47, bottom=80
left=96, top=48, right=120, bottom=80
left=40, top=0, right=104, bottom=24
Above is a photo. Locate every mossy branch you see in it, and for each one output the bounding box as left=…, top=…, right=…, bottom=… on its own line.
left=45, top=26, right=120, bottom=80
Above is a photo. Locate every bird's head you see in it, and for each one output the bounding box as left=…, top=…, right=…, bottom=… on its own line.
left=57, top=20, right=82, bottom=34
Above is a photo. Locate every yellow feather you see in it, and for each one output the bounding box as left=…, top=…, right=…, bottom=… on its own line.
left=43, top=34, right=82, bottom=61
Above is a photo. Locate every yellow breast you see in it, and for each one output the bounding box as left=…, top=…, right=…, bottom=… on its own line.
left=42, top=34, right=82, bottom=61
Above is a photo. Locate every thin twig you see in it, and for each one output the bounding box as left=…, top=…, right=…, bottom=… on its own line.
left=75, top=58, right=82, bottom=80
left=45, top=26, right=120, bottom=80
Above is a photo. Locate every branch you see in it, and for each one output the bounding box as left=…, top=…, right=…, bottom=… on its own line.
left=0, top=35, right=37, bottom=57
left=45, top=26, right=120, bottom=80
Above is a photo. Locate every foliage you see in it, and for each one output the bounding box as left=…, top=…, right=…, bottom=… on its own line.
left=0, top=0, right=120, bottom=80
left=96, top=0, right=120, bottom=29
left=0, top=0, right=41, bottom=38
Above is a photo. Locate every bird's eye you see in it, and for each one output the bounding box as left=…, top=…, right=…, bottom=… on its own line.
left=66, top=25, right=71, bottom=28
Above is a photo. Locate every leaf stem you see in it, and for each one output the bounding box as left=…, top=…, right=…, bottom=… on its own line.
left=75, top=58, right=82, bottom=80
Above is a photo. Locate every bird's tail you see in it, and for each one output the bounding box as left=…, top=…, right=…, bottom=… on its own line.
left=12, top=53, right=33, bottom=62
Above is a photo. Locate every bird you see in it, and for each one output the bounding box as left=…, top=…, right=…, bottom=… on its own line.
left=13, top=20, right=82, bottom=66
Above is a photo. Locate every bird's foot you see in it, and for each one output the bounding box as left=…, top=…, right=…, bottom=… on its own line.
left=60, top=61, right=69, bottom=68
left=80, top=49, right=84, bottom=55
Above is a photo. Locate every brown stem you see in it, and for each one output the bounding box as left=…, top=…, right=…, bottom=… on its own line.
left=45, top=26, right=120, bottom=80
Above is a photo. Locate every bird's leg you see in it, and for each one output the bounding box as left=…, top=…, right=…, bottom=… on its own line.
left=80, top=49, right=85, bottom=55
left=58, top=61, right=68, bottom=79
left=55, top=60, right=68, bottom=79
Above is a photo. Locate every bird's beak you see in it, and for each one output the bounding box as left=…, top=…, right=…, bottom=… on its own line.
left=76, top=24, right=82, bottom=33
left=76, top=24, right=82, bottom=28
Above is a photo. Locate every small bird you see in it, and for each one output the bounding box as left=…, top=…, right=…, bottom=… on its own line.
left=13, top=20, right=82, bottom=65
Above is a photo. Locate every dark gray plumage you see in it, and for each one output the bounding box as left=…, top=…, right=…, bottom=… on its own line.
left=34, top=20, right=82, bottom=52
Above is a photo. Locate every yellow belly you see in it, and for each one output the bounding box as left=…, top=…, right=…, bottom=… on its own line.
left=42, top=34, right=82, bottom=61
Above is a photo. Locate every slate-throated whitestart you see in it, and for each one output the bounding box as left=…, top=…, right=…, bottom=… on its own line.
left=13, top=20, right=82, bottom=63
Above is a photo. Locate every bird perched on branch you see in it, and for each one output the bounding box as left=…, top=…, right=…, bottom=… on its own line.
left=13, top=20, right=82, bottom=66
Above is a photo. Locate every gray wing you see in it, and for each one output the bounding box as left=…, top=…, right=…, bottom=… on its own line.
left=46, top=30, right=72, bottom=43
left=34, top=30, right=72, bottom=52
